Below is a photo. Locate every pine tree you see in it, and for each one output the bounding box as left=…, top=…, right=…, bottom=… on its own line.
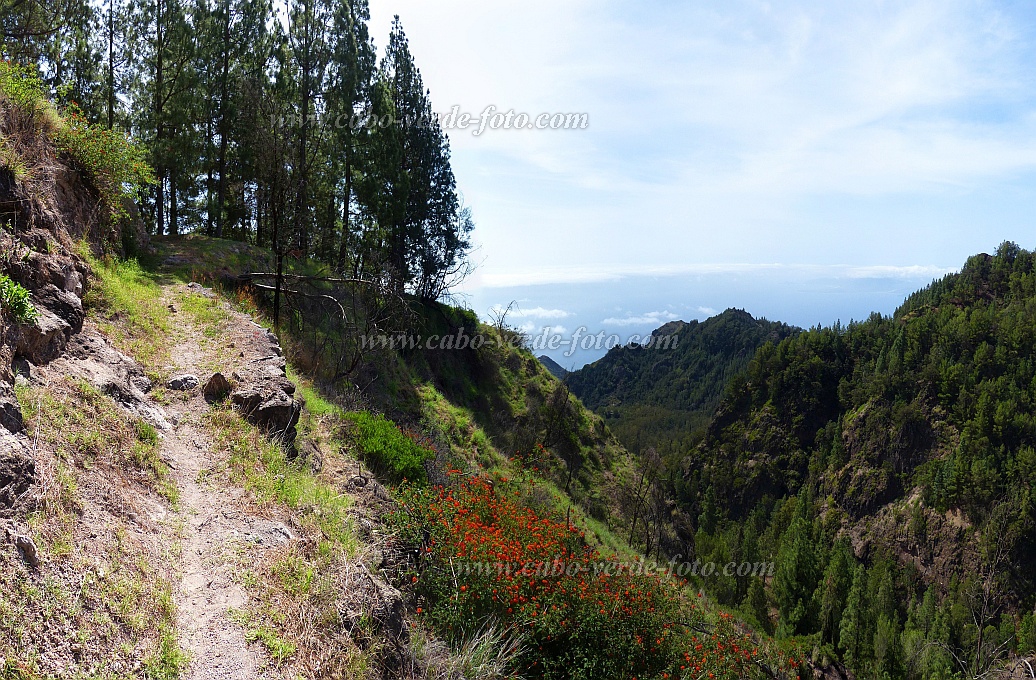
left=743, top=577, right=771, bottom=634
left=815, top=538, right=854, bottom=646
left=773, top=515, right=819, bottom=636
left=324, top=0, right=375, bottom=270
left=839, top=563, right=868, bottom=670
left=286, top=0, right=330, bottom=254
left=358, top=17, right=474, bottom=297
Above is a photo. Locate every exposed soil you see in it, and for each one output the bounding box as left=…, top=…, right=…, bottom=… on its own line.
left=158, top=283, right=297, bottom=679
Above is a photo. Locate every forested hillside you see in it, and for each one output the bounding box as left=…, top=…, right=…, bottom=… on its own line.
left=677, top=243, right=1036, bottom=679
left=567, top=309, right=798, bottom=456
left=2, top=0, right=471, bottom=300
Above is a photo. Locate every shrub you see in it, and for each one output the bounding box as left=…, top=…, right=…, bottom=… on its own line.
left=346, top=412, right=435, bottom=483
left=0, top=274, right=37, bottom=324
left=0, top=62, right=153, bottom=219
left=55, top=103, right=154, bottom=218
left=395, top=474, right=805, bottom=680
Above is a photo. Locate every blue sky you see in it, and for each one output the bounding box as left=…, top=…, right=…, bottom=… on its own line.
left=368, top=0, right=1036, bottom=366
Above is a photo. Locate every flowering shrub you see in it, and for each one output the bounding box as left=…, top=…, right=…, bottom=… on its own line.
left=394, top=474, right=804, bottom=680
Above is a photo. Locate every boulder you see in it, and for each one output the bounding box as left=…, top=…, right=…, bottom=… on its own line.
left=56, top=330, right=172, bottom=431
left=203, top=372, right=232, bottom=401
left=231, top=384, right=303, bottom=446
left=296, top=439, right=324, bottom=473
left=15, top=305, right=71, bottom=364
left=168, top=374, right=200, bottom=391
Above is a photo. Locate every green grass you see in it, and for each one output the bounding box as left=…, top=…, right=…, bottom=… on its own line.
left=143, top=630, right=190, bottom=680
left=82, top=251, right=171, bottom=373
left=204, top=403, right=357, bottom=552
left=18, top=378, right=178, bottom=504
left=176, top=288, right=229, bottom=339
left=245, top=626, right=296, bottom=663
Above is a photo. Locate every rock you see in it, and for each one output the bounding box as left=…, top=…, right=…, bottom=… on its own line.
left=54, top=330, right=173, bottom=431
left=34, top=284, right=84, bottom=333
left=0, top=446, right=35, bottom=514
left=371, top=580, right=408, bottom=642
left=16, top=305, right=72, bottom=364
left=203, top=372, right=232, bottom=401
left=12, top=357, right=32, bottom=381
left=129, top=374, right=153, bottom=393
left=0, top=383, right=23, bottom=433
left=230, top=385, right=303, bottom=446
left=11, top=532, right=41, bottom=568
left=186, top=282, right=215, bottom=298
left=297, top=439, right=323, bottom=473
left=168, top=374, right=200, bottom=391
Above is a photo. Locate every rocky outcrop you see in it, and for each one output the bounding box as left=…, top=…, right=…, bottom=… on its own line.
left=227, top=324, right=304, bottom=448
left=0, top=104, right=148, bottom=523
left=230, top=367, right=303, bottom=447
left=0, top=441, right=35, bottom=517
left=53, top=329, right=173, bottom=431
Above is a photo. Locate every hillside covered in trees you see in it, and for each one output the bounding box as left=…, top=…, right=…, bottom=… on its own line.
left=567, top=309, right=798, bottom=456
left=621, top=243, right=1036, bottom=679
left=2, top=0, right=472, bottom=300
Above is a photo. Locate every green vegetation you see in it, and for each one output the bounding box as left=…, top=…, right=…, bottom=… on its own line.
left=0, top=62, right=152, bottom=218
left=395, top=473, right=804, bottom=680
left=346, top=411, right=435, bottom=483
left=82, top=253, right=170, bottom=372
left=19, top=378, right=177, bottom=503
left=56, top=103, right=154, bottom=216
left=567, top=309, right=798, bottom=457
left=2, top=377, right=184, bottom=678
left=205, top=402, right=357, bottom=551
left=675, top=242, right=1036, bottom=679
left=0, top=273, right=37, bottom=323
left=3, top=2, right=472, bottom=297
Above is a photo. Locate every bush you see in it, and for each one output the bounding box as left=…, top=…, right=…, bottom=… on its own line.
left=346, top=411, right=435, bottom=483
left=0, top=62, right=153, bottom=219
left=56, top=103, right=154, bottom=218
left=394, top=475, right=804, bottom=680
left=0, top=274, right=37, bottom=323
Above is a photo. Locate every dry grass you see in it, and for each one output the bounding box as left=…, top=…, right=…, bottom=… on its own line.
left=0, top=88, right=90, bottom=237
left=0, top=378, right=186, bottom=679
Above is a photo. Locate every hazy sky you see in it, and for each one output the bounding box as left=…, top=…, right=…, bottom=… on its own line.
left=367, top=1, right=1036, bottom=366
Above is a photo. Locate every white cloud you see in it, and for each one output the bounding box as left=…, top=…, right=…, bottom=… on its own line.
left=488, top=304, right=571, bottom=319
left=475, top=262, right=956, bottom=288
left=698, top=306, right=718, bottom=317
left=602, top=311, right=680, bottom=327
left=372, top=0, right=1034, bottom=292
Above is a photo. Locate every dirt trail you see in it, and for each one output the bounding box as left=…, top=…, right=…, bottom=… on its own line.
left=156, top=284, right=287, bottom=679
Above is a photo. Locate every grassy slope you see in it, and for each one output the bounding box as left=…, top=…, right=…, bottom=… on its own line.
left=1, top=256, right=186, bottom=679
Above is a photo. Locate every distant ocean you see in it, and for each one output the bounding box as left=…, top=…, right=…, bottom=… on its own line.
left=459, top=267, right=953, bottom=369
